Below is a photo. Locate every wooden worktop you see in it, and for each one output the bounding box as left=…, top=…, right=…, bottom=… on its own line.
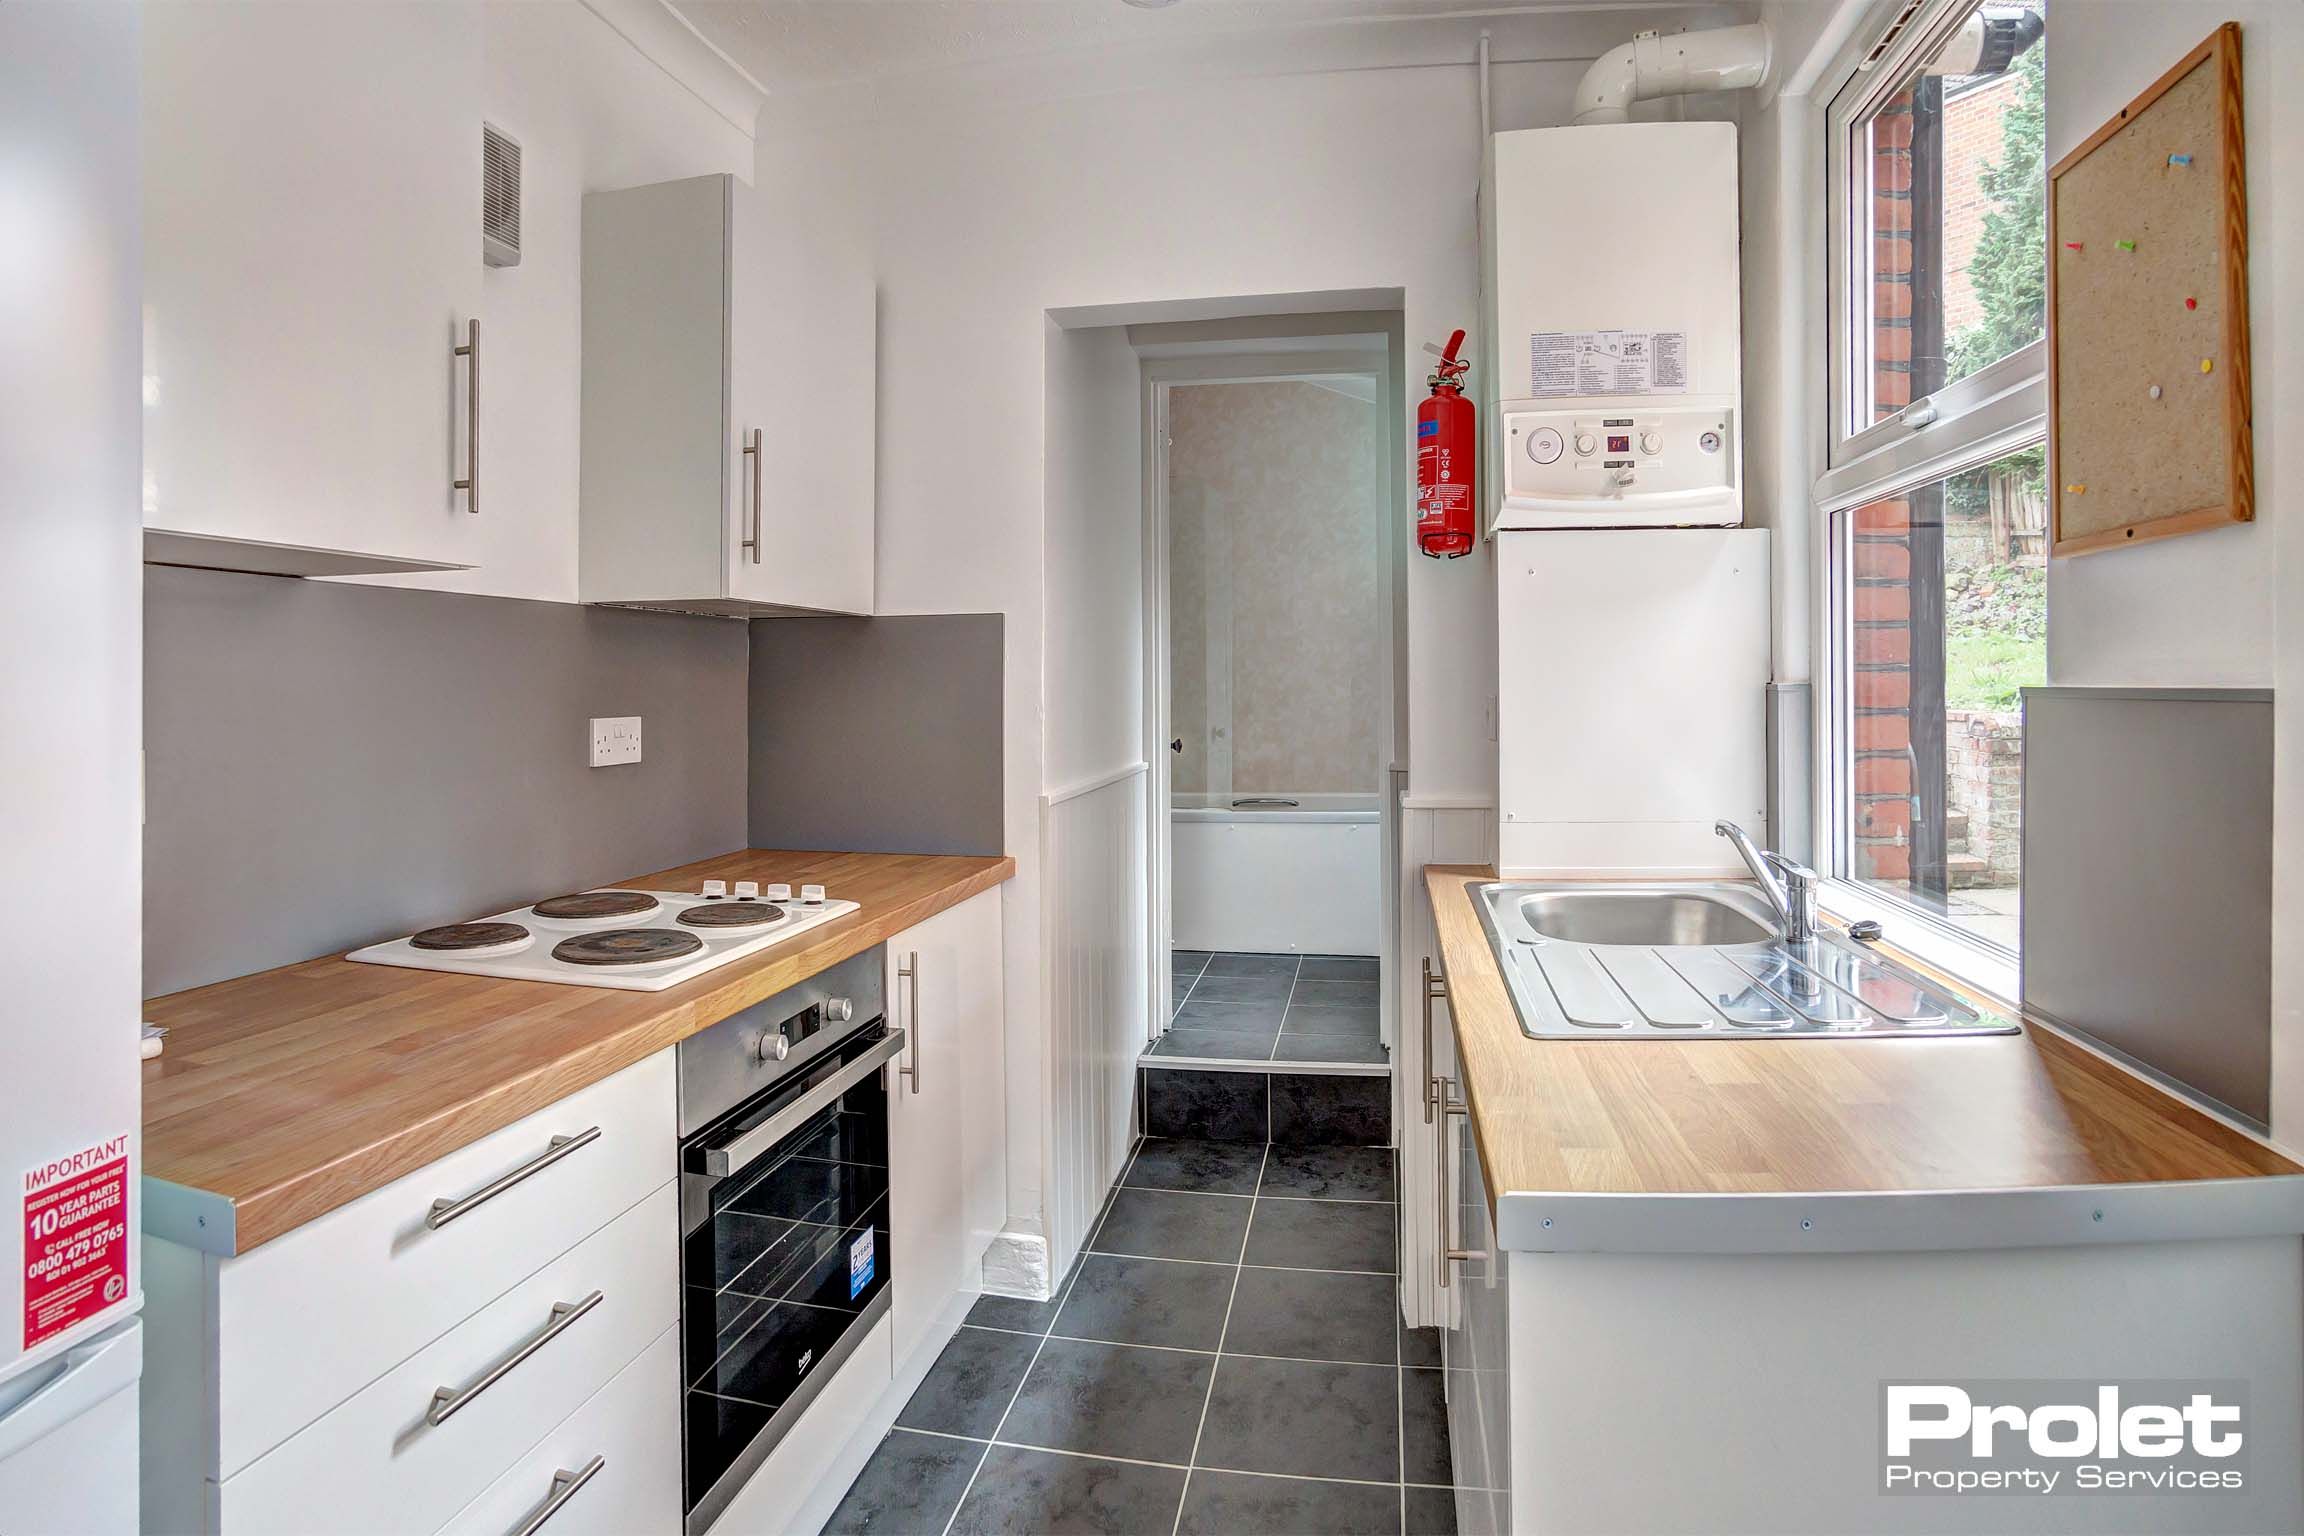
left=1426, top=865, right=2299, bottom=1204
left=144, top=849, right=1013, bottom=1254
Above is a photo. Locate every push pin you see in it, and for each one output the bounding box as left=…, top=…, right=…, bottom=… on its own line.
left=2063, top=241, right=2084, bottom=251
left=2169, top=153, right=2193, bottom=167
left=2149, top=384, right=2163, bottom=400
left=2066, top=484, right=2086, bottom=495
left=2185, top=297, right=2199, bottom=310
left=2115, top=239, right=2137, bottom=252
left=2202, top=358, right=2215, bottom=374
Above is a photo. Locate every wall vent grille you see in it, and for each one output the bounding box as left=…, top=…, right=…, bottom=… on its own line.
left=482, top=123, right=520, bottom=268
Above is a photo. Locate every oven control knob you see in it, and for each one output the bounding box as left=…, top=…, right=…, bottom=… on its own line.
left=823, top=997, right=854, bottom=1024
left=758, top=1031, right=790, bottom=1063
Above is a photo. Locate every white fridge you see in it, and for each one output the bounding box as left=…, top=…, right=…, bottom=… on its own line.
left=1495, top=528, right=1772, bottom=879
left=0, top=4, right=148, bottom=1531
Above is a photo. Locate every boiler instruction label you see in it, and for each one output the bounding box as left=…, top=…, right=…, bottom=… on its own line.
left=1530, top=330, right=1689, bottom=397
left=22, top=1133, right=131, bottom=1350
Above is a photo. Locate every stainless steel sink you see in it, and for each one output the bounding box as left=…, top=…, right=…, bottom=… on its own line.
left=1474, top=881, right=2018, bottom=1039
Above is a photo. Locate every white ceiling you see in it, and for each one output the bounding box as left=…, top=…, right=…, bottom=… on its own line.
left=673, top=0, right=1734, bottom=96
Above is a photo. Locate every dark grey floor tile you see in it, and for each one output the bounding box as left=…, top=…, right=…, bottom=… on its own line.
left=1246, top=1198, right=1397, bottom=1274
left=1145, top=1068, right=1269, bottom=1142
left=1298, top=955, right=1381, bottom=982
left=1201, top=952, right=1301, bottom=977
left=1125, top=1139, right=1267, bottom=1195
left=1001, top=1337, right=1215, bottom=1465
left=895, top=1326, right=1041, bottom=1438
left=1177, top=1471, right=1401, bottom=1536
left=1399, top=1322, right=1443, bottom=1369
left=1402, top=1367, right=1453, bottom=1485
left=1223, top=1267, right=1397, bottom=1364
left=1404, top=1485, right=1460, bottom=1536
left=1271, top=1073, right=1391, bottom=1147
left=1091, top=1187, right=1254, bottom=1263
left=1260, top=1145, right=1395, bottom=1202
left=1290, top=978, right=1380, bottom=1007
left=1056, top=1253, right=1236, bottom=1350
left=821, top=1428, right=984, bottom=1536
left=1175, top=998, right=1288, bottom=1031
left=1196, top=1356, right=1401, bottom=1483
left=1280, top=1005, right=1382, bottom=1038
left=949, top=1445, right=1186, bottom=1536
left=1273, top=1035, right=1388, bottom=1065
left=967, top=1289, right=1063, bottom=1334
left=1189, top=973, right=1296, bottom=1004
left=1152, top=1027, right=1280, bottom=1061
left=1172, top=950, right=1213, bottom=968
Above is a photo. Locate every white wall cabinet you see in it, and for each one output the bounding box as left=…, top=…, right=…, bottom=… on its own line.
left=581, top=173, right=875, bottom=616
left=141, top=0, right=485, bottom=578
left=885, top=888, right=1005, bottom=1368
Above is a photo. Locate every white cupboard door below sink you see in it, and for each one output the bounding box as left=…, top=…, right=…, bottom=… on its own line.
left=143, top=0, right=483, bottom=568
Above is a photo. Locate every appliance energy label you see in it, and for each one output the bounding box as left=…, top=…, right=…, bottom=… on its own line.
left=22, top=1133, right=131, bottom=1349
left=848, top=1229, right=875, bottom=1299
left=1530, top=330, right=1690, bottom=398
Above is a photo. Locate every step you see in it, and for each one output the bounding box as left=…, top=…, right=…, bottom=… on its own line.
left=1946, top=852, right=1993, bottom=889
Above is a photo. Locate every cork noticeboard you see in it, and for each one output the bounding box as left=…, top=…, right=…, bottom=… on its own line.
left=2048, top=23, right=2250, bottom=557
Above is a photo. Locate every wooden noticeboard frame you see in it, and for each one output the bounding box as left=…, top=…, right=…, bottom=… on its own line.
left=2047, top=23, right=2251, bottom=557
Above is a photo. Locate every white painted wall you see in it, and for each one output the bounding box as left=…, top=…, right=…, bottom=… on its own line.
left=1044, top=322, right=1146, bottom=792
left=354, top=1, right=754, bottom=604
left=2040, top=3, right=2302, bottom=1149
left=762, top=17, right=1739, bottom=1279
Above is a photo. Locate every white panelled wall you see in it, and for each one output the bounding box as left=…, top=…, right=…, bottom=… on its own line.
left=1397, top=801, right=1499, bottom=1330
left=1039, top=766, right=1150, bottom=1289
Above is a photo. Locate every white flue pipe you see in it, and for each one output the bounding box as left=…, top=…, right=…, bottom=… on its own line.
left=1572, top=22, right=1773, bottom=125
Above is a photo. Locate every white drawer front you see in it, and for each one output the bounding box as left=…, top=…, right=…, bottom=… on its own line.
left=216, top=1050, right=675, bottom=1476
left=217, top=1182, right=677, bottom=1536
left=433, top=1325, right=679, bottom=1536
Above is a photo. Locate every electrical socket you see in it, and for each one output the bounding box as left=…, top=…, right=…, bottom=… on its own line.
left=589, top=716, right=642, bottom=767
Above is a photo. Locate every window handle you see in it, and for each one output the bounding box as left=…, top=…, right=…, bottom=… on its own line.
left=1900, top=396, right=1939, bottom=429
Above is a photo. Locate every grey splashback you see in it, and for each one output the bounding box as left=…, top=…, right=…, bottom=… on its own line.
left=144, top=567, right=750, bottom=996
left=748, top=615, right=1004, bottom=856
left=2020, top=686, right=2273, bottom=1126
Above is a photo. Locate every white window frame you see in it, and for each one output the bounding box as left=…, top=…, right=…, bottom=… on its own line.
left=1811, top=0, right=2049, bottom=999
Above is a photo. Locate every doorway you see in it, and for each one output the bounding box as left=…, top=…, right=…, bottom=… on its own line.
left=1140, top=325, right=1403, bottom=1070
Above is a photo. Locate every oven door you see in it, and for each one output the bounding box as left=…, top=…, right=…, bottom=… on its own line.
left=680, top=1019, right=904, bottom=1534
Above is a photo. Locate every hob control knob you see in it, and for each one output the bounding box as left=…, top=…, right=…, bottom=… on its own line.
left=1639, top=431, right=1663, bottom=455
left=701, top=880, right=727, bottom=898
left=766, top=884, right=793, bottom=902
left=733, top=881, right=760, bottom=900
left=758, top=1031, right=790, bottom=1063
left=1573, top=432, right=1598, bottom=457
left=822, top=997, right=854, bottom=1024
left=800, top=884, right=827, bottom=905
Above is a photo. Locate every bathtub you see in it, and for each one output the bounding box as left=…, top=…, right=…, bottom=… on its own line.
left=1170, top=793, right=1383, bottom=956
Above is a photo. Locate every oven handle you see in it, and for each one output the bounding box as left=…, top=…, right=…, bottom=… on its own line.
left=700, top=1028, right=906, bottom=1179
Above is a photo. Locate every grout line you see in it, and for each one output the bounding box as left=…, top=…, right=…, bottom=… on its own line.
left=1172, top=1140, right=1266, bottom=1536
left=971, top=1433, right=1425, bottom=1489
left=1268, top=955, right=1302, bottom=1062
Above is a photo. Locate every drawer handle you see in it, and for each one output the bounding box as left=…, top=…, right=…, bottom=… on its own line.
left=427, top=1127, right=602, bottom=1230
left=427, top=1291, right=602, bottom=1427
left=508, top=1455, right=605, bottom=1536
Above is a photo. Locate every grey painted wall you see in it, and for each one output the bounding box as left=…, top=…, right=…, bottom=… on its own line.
left=145, top=567, right=750, bottom=995
left=748, top=615, right=1004, bottom=856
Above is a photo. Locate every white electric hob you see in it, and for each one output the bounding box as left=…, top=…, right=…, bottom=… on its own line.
left=346, top=883, right=862, bottom=993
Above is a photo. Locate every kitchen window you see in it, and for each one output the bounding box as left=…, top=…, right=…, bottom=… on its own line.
left=1818, top=0, right=2049, bottom=993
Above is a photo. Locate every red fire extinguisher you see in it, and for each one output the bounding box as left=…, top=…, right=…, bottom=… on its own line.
left=1416, top=330, right=1475, bottom=559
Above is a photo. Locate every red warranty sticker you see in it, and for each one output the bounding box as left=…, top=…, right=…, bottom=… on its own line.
left=23, top=1134, right=131, bottom=1350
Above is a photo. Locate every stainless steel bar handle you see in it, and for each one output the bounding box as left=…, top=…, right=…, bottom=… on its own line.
left=454, top=318, right=479, bottom=513
left=1436, top=1095, right=1485, bottom=1290
left=427, top=1291, right=602, bottom=1427
left=427, top=1126, right=601, bottom=1230
left=898, top=952, right=921, bottom=1095
left=741, top=428, right=762, bottom=563
left=1421, top=960, right=1448, bottom=1125
left=507, top=1456, right=605, bottom=1536
left=703, top=1028, right=908, bottom=1178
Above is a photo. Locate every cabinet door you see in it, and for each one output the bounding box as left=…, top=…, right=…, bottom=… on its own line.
left=143, top=0, right=483, bottom=567
left=726, top=172, right=875, bottom=614
left=885, top=890, right=1002, bottom=1368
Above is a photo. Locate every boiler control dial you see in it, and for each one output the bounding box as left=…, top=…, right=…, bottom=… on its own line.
left=1639, top=431, right=1663, bottom=455
left=1526, top=426, right=1564, bottom=465
left=1572, top=431, right=1598, bottom=457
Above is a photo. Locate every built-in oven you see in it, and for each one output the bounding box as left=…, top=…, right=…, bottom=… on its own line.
left=676, top=946, right=898, bottom=1535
